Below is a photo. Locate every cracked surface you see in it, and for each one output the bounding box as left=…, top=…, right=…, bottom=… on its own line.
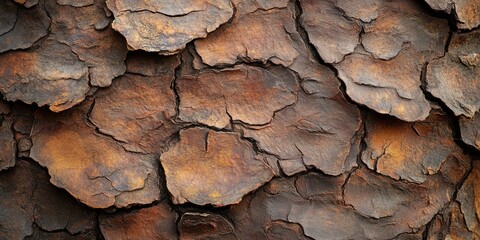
left=460, top=113, right=480, bottom=150
left=362, top=109, right=467, bottom=183
left=0, top=0, right=49, bottom=53
left=90, top=53, right=181, bottom=153
left=0, top=105, right=15, bottom=171
left=333, top=0, right=449, bottom=122
left=0, top=0, right=127, bottom=111
left=46, top=0, right=127, bottom=87
left=225, top=160, right=469, bottom=239
left=336, top=47, right=433, bottom=122
left=194, top=2, right=299, bottom=67
left=106, top=0, right=234, bottom=54
left=178, top=64, right=298, bottom=128
left=0, top=160, right=97, bottom=240
left=238, top=92, right=361, bottom=176
left=0, top=38, right=90, bottom=112
left=160, top=128, right=274, bottom=206
left=0, top=0, right=479, bottom=239
left=427, top=29, right=480, bottom=118
left=456, top=161, right=480, bottom=237
left=425, top=0, right=480, bottom=30
left=30, top=101, right=160, bottom=208
left=299, top=0, right=361, bottom=64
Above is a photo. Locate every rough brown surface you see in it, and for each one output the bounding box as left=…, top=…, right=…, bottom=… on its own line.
left=0, top=160, right=96, bottom=240
left=299, top=0, right=360, bottom=64
left=0, top=107, right=15, bottom=171
left=456, top=161, right=480, bottom=236
left=460, top=113, right=480, bottom=150
left=362, top=110, right=466, bottom=183
left=178, top=212, right=237, bottom=240
left=0, top=0, right=49, bottom=53
left=178, top=65, right=298, bottom=128
left=225, top=157, right=469, bottom=239
left=427, top=29, right=480, bottom=117
left=0, top=38, right=90, bottom=112
left=425, top=0, right=480, bottom=30
left=160, top=128, right=274, bottom=206
left=30, top=101, right=160, bottom=209
left=0, top=0, right=479, bottom=239
left=194, top=2, right=297, bottom=67
left=426, top=161, right=480, bottom=239
left=106, top=0, right=233, bottom=54
left=0, top=0, right=127, bottom=111
left=333, top=0, right=449, bottom=122
left=239, top=92, right=361, bottom=176
left=90, top=53, right=180, bottom=153
left=100, top=202, right=178, bottom=240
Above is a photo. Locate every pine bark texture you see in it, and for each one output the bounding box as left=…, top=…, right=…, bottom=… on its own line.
left=0, top=0, right=479, bottom=239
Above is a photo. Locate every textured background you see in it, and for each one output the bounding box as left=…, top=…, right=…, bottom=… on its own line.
left=0, top=0, right=479, bottom=239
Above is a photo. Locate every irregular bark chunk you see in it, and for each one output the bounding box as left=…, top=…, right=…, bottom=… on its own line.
left=299, top=0, right=361, bottom=63
left=362, top=110, right=465, bottom=183
left=193, top=2, right=341, bottom=100
left=0, top=160, right=97, bottom=239
left=90, top=54, right=180, bottom=153
left=427, top=30, right=480, bottom=118
left=160, top=128, right=274, bottom=206
left=0, top=1, right=17, bottom=36
left=195, top=5, right=299, bottom=67
left=106, top=0, right=233, bottom=54
left=361, top=0, right=447, bottom=60
left=100, top=202, right=178, bottom=240
left=424, top=0, right=480, bottom=30
left=178, top=213, right=238, bottom=240
left=239, top=92, right=361, bottom=176
left=0, top=38, right=90, bottom=112
left=336, top=0, right=381, bottom=22
left=264, top=221, right=312, bottom=240
left=294, top=169, right=448, bottom=239
left=456, top=161, right=480, bottom=235
left=0, top=0, right=127, bottom=110
left=226, top=177, right=315, bottom=239
left=336, top=48, right=431, bottom=122
left=460, top=113, right=480, bottom=150
left=294, top=172, right=346, bottom=201
left=178, top=65, right=298, bottom=128
left=227, top=156, right=469, bottom=240
left=288, top=202, right=368, bottom=239
left=0, top=1, right=50, bottom=53
left=30, top=101, right=160, bottom=208
left=333, top=0, right=449, bottom=121
left=0, top=113, right=15, bottom=171
left=278, top=159, right=307, bottom=176
left=46, top=0, right=128, bottom=87
left=323, top=168, right=466, bottom=239
left=344, top=170, right=451, bottom=224
left=427, top=202, right=477, bottom=239
left=33, top=161, right=97, bottom=234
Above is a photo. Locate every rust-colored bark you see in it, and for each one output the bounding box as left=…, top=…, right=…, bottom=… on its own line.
left=0, top=0, right=479, bottom=239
